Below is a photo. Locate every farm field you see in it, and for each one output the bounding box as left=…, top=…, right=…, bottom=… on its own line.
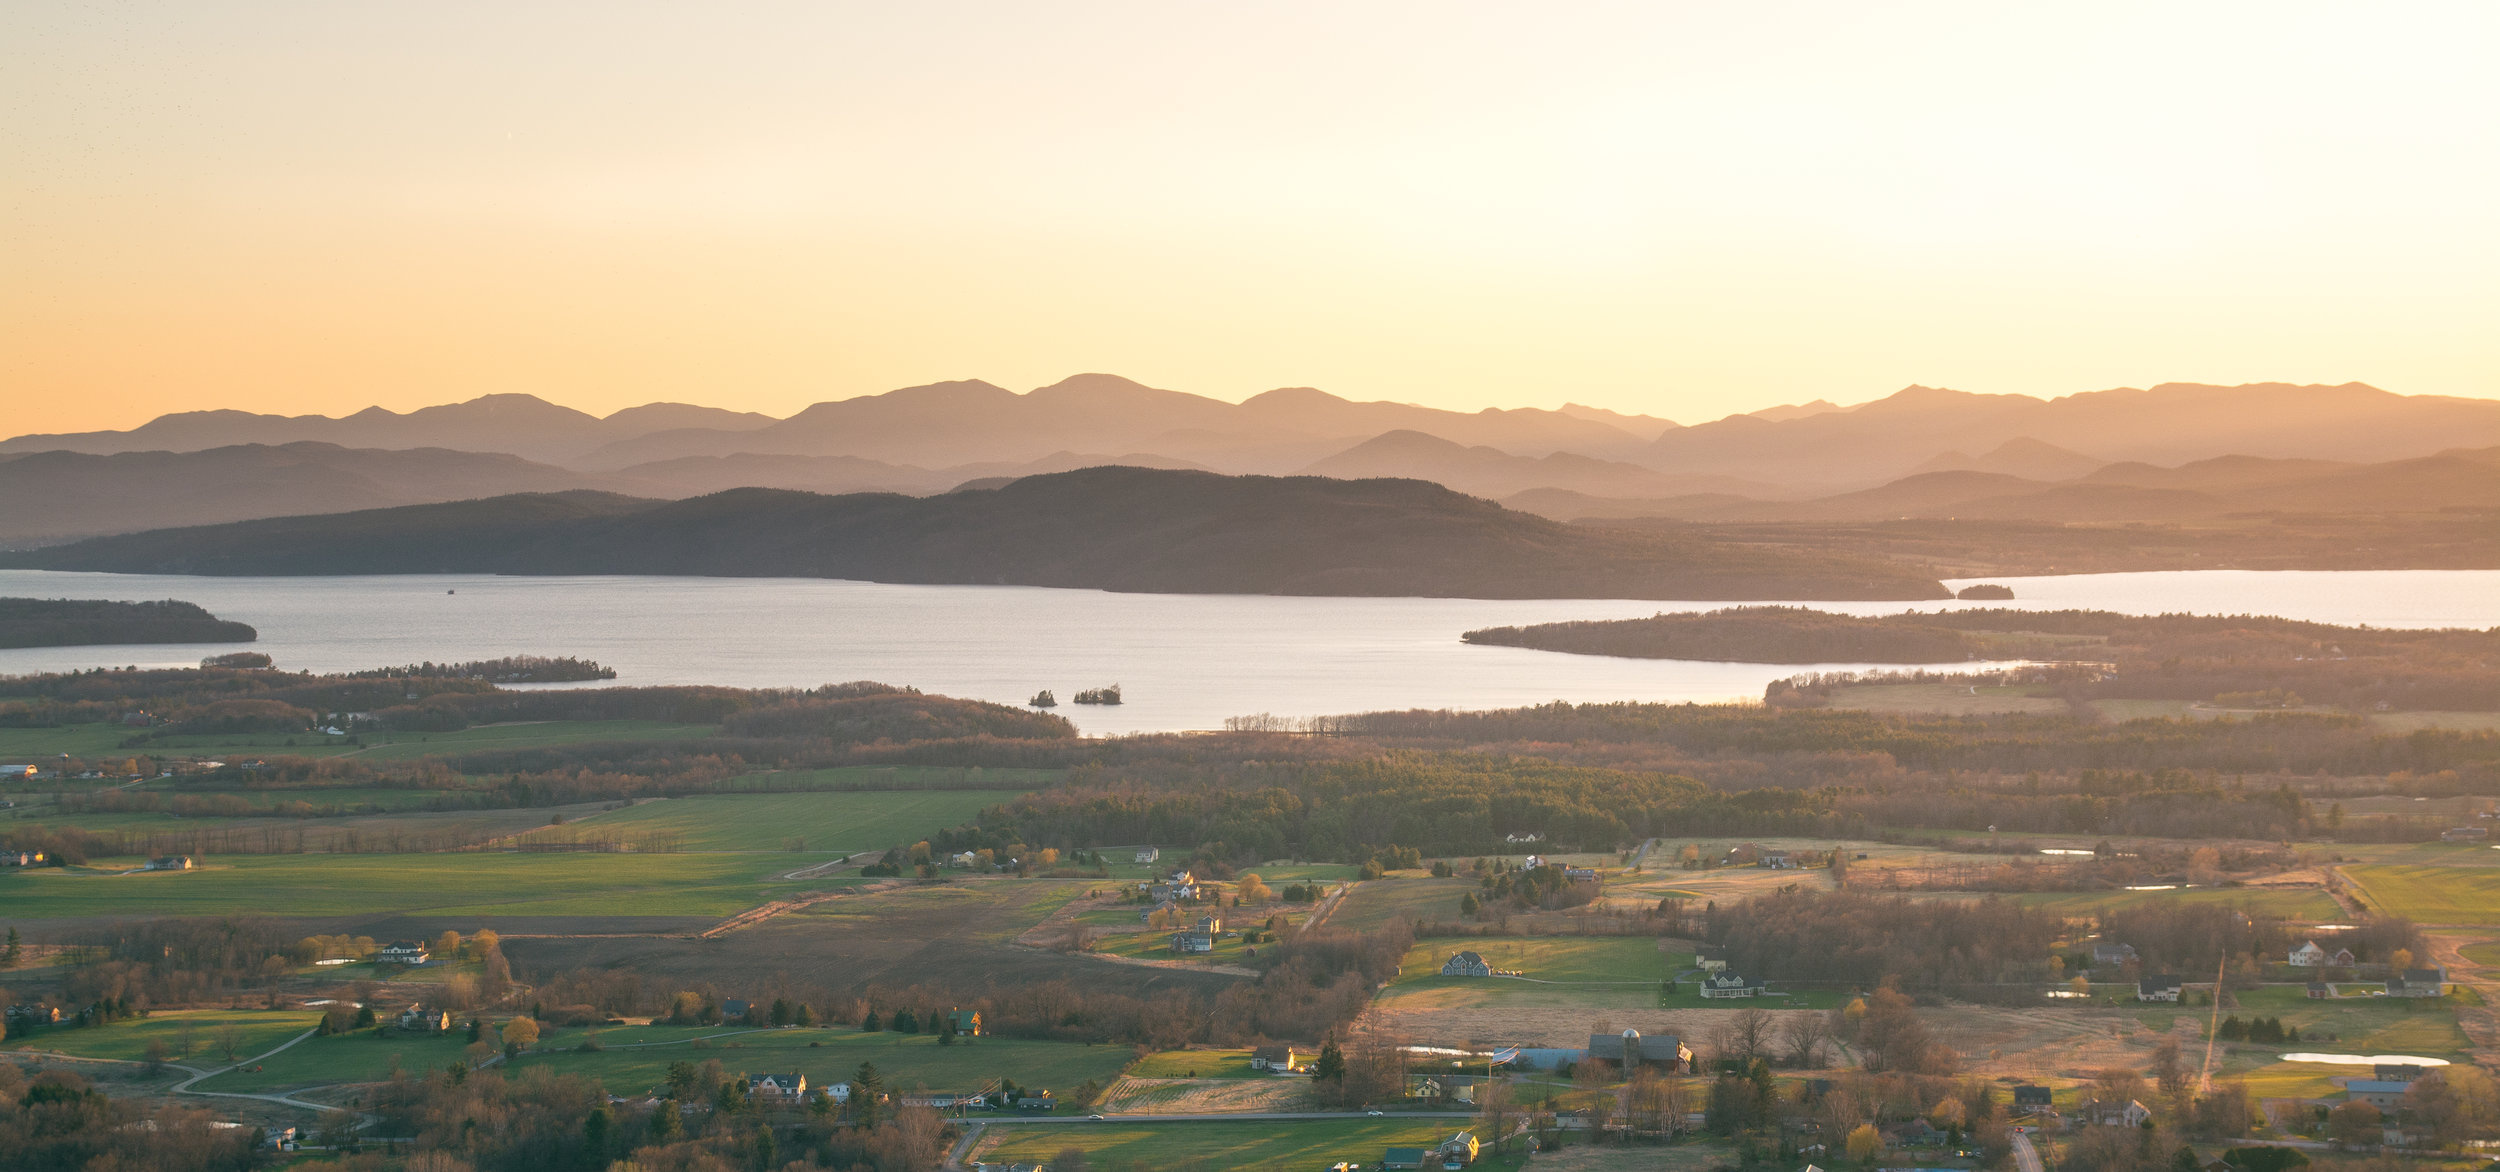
left=515, top=790, right=1028, bottom=853
left=1823, top=682, right=2067, bottom=716
left=1993, top=887, right=2344, bottom=919
left=2105, top=984, right=2472, bottom=1060
left=973, top=1118, right=1526, bottom=1172
left=2344, top=864, right=2500, bottom=925
left=191, top=1027, right=481, bottom=1093
left=1378, top=937, right=1673, bottom=1013
left=0, top=723, right=155, bottom=759
left=2458, top=941, right=2500, bottom=966
left=730, top=765, right=1063, bottom=792
left=507, top=1024, right=1133, bottom=1098
left=344, top=720, right=723, bottom=760
left=1328, top=878, right=1478, bottom=931
left=0, top=1008, right=316, bottom=1067
left=1122, top=1049, right=1273, bottom=1079
left=0, top=851, right=823, bottom=920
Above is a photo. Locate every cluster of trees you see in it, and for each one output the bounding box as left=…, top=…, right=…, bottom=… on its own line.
left=2096, top=902, right=2418, bottom=980
left=337, top=655, right=617, bottom=683
left=1464, top=606, right=1984, bottom=664
left=1708, top=889, right=2065, bottom=999
left=0, top=596, right=257, bottom=650
left=0, top=1068, right=266, bottom=1172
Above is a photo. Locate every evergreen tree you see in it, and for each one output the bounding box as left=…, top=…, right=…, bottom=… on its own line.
left=581, top=1105, right=610, bottom=1169
left=1312, top=1041, right=1346, bottom=1085
left=3, top=926, right=20, bottom=967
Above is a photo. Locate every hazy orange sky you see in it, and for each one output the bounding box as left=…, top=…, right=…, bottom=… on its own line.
left=6, top=2, right=2497, bottom=435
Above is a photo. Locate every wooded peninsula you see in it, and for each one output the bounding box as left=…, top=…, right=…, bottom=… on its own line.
left=0, top=597, right=257, bottom=649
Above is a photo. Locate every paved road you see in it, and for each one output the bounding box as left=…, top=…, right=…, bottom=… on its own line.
left=2012, top=1130, right=2044, bottom=1172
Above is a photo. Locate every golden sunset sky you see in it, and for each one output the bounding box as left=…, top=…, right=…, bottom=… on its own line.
left=5, top=2, right=2496, bottom=434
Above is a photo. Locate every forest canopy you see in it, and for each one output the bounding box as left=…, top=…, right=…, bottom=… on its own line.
left=0, top=597, right=256, bottom=649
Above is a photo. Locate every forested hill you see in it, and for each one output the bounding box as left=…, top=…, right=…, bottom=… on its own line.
left=0, top=598, right=258, bottom=649
left=1466, top=606, right=1983, bottom=663
left=0, top=467, right=1951, bottom=600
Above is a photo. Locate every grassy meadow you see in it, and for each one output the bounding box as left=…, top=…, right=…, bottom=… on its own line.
left=517, top=790, right=1026, bottom=852
left=0, top=1008, right=316, bottom=1067
left=2343, top=863, right=2500, bottom=925
left=975, top=1118, right=1525, bottom=1172
left=0, top=851, right=827, bottom=919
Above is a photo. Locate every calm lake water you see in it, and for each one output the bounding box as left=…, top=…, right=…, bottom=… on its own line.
left=2, top=569, right=2494, bottom=735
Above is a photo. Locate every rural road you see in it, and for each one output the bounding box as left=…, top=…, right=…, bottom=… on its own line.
left=2012, top=1130, right=2044, bottom=1172
left=980, top=1110, right=1481, bottom=1124
left=171, top=1026, right=344, bottom=1114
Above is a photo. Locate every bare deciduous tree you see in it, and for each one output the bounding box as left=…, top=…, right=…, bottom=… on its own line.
left=1782, top=1011, right=1833, bottom=1068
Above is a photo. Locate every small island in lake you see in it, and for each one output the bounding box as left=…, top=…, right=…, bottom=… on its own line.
left=1956, top=583, right=2016, bottom=599
left=338, top=655, right=617, bottom=683
left=0, top=598, right=257, bottom=649
left=1073, top=684, right=1123, bottom=705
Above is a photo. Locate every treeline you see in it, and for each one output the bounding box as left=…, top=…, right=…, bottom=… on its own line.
left=1470, top=606, right=2500, bottom=711
left=1706, top=889, right=2065, bottom=999
left=1317, top=702, right=2500, bottom=784
left=0, top=597, right=256, bottom=649
left=338, top=655, right=617, bottom=682
left=923, top=753, right=1832, bottom=862
left=2093, top=902, right=2418, bottom=979
left=1464, top=606, right=1982, bottom=664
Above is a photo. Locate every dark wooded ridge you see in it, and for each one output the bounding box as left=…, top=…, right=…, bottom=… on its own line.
left=0, top=597, right=256, bottom=649
left=0, top=467, right=1951, bottom=601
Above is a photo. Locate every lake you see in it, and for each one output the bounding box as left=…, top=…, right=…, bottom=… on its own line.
left=2, top=568, right=2495, bottom=735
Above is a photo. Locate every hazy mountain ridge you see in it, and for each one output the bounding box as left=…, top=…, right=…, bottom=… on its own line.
left=1510, top=445, right=2500, bottom=523
left=7, top=377, right=2493, bottom=546
left=0, top=468, right=1951, bottom=601
left=1646, top=381, right=2500, bottom=488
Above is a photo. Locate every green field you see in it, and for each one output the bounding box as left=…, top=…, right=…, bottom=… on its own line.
left=0, top=724, right=151, bottom=759
left=506, top=1025, right=1132, bottom=1098
left=1377, top=937, right=1701, bottom=1012
left=1123, top=1049, right=1274, bottom=1079
left=0, top=1008, right=316, bottom=1067
left=0, top=719, right=723, bottom=765
left=2102, top=983, right=2472, bottom=1060
left=976, top=1118, right=1525, bottom=1172
left=518, top=790, right=1027, bottom=853
left=2344, top=864, right=2500, bottom=925
left=731, top=765, right=1063, bottom=792
left=1998, top=887, right=2344, bottom=919
left=1329, top=878, right=1478, bottom=931
left=0, top=852, right=824, bottom=919
left=2459, top=941, right=2500, bottom=966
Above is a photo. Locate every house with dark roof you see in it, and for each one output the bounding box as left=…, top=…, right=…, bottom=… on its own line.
left=745, top=1073, right=807, bottom=1104
left=1251, top=1045, right=1302, bottom=1072
left=1170, top=931, right=1213, bottom=954
left=2375, top=1063, right=2427, bottom=1083
left=1694, top=944, right=1729, bottom=971
left=2136, top=975, right=2183, bottom=1002
left=722, top=999, right=753, bottom=1023
left=2078, top=1099, right=2151, bottom=1128
left=2091, top=943, right=2138, bottom=966
left=2014, top=1085, right=2053, bottom=1111
left=2307, top=981, right=2332, bottom=999
left=2389, top=968, right=2447, bottom=998
left=1700, top=972, right=1766, bottom=999
left=1441, top=951, right=1491, bottom=977
left=948, top=1008, right=981, bottom=1036
left=2344, top=1080, right=2411, bottom=1109
left=376, top=941, right=430, bottom=966
left=1384, top=1148, right=1430, bottom=1170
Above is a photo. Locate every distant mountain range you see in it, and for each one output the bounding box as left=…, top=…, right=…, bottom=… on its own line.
left=3, top=375, right=2492, bottom=548
left=0, top=468, right=1951, bottom=600
left=1508, top=446, right=2500, bottom=523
